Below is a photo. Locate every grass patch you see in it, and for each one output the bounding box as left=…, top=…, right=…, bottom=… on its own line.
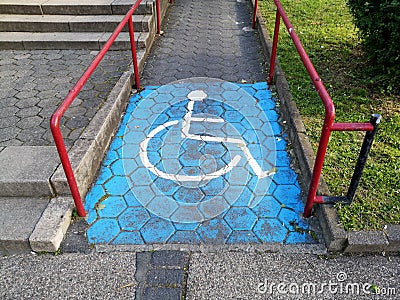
left=259, top=0, right=400, bottom=230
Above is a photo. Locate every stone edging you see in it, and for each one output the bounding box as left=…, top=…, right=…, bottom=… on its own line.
left=251, top=0, right=400, bottom=253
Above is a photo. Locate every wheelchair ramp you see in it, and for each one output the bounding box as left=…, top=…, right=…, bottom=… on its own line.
left=84, top=79, right=317, bottom=245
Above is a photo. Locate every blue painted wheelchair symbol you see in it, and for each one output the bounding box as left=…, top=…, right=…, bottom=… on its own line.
left=122, top=79, right=277, bottom=223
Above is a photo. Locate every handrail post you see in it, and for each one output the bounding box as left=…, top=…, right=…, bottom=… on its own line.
left=303, top=112, right=335, bottom=218
left=51, top=116, right=87, bottom=217
left=268, top=10, right=280, bottom=85
left=252, top=0, right=259, bottom=29
left=156, top=0, right=161, bottom=34
left=128, top=15, right=140, bottom=89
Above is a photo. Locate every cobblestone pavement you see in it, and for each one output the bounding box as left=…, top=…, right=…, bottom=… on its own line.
left=0, top=49, right=132, bottom=148
left=141, top=0, right=266, bottom=86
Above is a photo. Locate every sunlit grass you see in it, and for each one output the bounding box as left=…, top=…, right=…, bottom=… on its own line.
left=260, top=0, right=400, bottom=230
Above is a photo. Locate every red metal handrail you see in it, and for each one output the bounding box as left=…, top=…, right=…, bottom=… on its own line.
left=253, top=0, right=376, bottom=217
left=51, top=0, right=162, bottom=217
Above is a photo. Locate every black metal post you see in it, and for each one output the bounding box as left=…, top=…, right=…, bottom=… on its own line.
left=346, top=114, right=381, bottom=202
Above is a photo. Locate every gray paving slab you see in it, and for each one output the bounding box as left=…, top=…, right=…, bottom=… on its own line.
left=0, top=197, right=49, bottom=255
left=135, top=251, right=189, bottom=300
left=142, top=0, right=266, bottom=85
left=0, top=146, right=59, bottom=197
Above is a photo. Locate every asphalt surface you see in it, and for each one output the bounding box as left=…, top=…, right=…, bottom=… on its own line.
left=1, top=250, right=399, bottom=299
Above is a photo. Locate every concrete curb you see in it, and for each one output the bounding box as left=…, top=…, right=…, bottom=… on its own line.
left=29, top=196, right=74, bottom=253
left=251, top=1, right=399, bottom=253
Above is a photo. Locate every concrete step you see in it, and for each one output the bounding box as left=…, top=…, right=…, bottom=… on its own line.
left=0, top=14, right=153, bottom=32
left=0, top=196, right=73, bottom=255
left=0, top=146, right=59, bottom=198
left=0, top=0, right=154, bottom=15
left=0, top=31, right=151, bottom=50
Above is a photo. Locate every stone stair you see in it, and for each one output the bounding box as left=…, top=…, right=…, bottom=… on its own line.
left=0, top=0, right=157, bottom=50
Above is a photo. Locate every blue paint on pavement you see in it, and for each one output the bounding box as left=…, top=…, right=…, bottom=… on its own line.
left=84, top=80, right=318, bottom=245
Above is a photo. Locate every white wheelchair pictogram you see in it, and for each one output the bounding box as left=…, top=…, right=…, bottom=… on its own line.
left=139, top=90, right=275, bottom=183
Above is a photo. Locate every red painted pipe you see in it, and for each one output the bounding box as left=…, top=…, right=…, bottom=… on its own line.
left=268, top=10, right=280, bottom=85
left=156, top=0, right=161, bottom=34
left=128, top=16, right=140, bottom=88
left=50, top=0, right=144, bottom=217
left=331, top=122, right=374, bottom=132
left=252, top=0, right=259, bottom=29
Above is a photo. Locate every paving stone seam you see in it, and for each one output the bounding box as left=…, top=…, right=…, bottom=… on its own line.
left=251, top=0, right=399, bottom=253
left=134, top=250, right=189, bottom=299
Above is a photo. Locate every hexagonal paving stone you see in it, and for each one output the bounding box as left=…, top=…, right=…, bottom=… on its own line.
left=110, top=159, right=126, bottom=176
left=173, top=186, right=206, bottom=204
left=129, top=167, right=153, bottom=186
left=103, top=149, right=119, bottom=165
left=272, top=167, right=298, bottom=185
left=146, top=195, right=178, bottom=218
left=118, top=207, right=150, bottom=231
left=153, top=177, right=180, bottom=196
left=168, top=230, right=201, bottom=244
left=197, top=218, right=232, bottom=243
left=253, top=218, right=287, bottom=243
left=103, top=176, right=131, bottom=196
left=112, top=231, right=145, bottom=245
left=221, top=110, right=243, bottom=123
left=87, top=219, right=120, bottom=243
left=227, top=231, right=261, bottom=243
left=201, top=103, right=224, bottom=117
left=200, top=176, right=227, bottom=196
left=251, top=196, right=282, bottom=218
left=224, top=207, right=257, bottom=231
left=124, top=190, right=142, bottom=206
left=273, top=185, right=301, bottom=205
left=140, top=218, right=175, bottom=243
left=203, top=142, right=227, bottom=158
left=84, top=184, right=106, bottom=209
left=97, top=196, right=127, bottom=218
left=124, top=130, right=147, bottom=144
left=96, top=167, right=113, bottom=185
left=278, top=208, right=309, bottom=229
left=285, top=231, right=316, bottom=244
left=231, top=186, right=253, bottom=206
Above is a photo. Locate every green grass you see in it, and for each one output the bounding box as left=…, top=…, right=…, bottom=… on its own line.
left=259, top=0, right=400, bottom=230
